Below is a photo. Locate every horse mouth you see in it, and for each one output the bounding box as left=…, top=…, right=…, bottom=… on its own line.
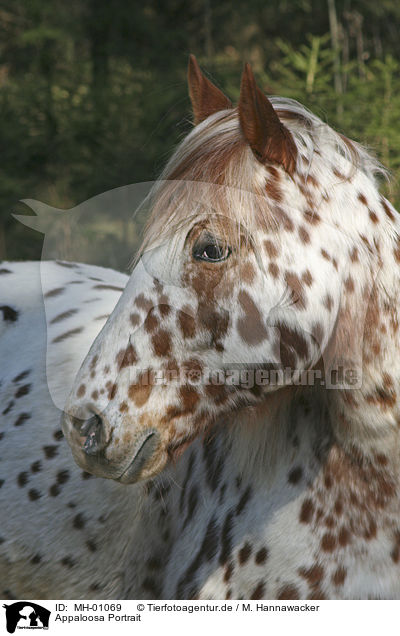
left=116, top=430, right=160, bottom=484
left=62, top=410, right=162, bottom=483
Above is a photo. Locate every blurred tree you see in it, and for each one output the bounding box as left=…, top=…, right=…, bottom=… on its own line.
left=0, top=0, right=399, bottom=267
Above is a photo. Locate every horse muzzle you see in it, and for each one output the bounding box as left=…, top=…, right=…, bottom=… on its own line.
left=61, top=410, right=165, bottom=483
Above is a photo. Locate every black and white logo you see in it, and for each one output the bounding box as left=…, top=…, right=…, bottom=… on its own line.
left=3, top=602, right=50, bottom=633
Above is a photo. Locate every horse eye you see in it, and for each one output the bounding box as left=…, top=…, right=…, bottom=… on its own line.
left=193, top=237, right=231, bottom=262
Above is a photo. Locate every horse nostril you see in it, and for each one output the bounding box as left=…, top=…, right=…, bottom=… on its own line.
left=80, top=414, right=106, bottom=456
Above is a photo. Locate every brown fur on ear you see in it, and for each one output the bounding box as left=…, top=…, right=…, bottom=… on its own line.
left=188, top=55, right=232, bottom=125
left=238, top=63, right=297, bottom=175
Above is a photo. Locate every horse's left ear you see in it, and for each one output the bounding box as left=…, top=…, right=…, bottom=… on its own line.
left=188, top=54, right=233, bottom=125
left=238, top=63, right=297, bottom=175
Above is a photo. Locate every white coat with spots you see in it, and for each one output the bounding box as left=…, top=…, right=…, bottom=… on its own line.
left=3, top=57, right=400, bottom=599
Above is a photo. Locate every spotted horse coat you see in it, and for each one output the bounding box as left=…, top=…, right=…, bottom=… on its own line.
left=4, top=56, right=400, bottom=599
left=0, top=260, right=148, bottom=598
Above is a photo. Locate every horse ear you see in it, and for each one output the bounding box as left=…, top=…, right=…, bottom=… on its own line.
left=188, top=55, right=232, bottom=125
left=238, top=63, right=297, bottom=175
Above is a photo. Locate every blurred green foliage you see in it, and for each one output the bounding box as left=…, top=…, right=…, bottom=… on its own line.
left=1, top=0, right=400, bottom=268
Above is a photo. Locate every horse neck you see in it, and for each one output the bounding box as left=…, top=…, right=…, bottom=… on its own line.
left=320, top=211, right=400, bottom=481
left=327, top=241, right=400, bottom=464
left=225, top=387, right=331, bottom=487
left=227, top=226, right=400, bottom=485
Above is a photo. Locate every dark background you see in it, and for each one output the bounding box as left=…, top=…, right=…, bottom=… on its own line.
left=1, top=0, right=400, bottom=269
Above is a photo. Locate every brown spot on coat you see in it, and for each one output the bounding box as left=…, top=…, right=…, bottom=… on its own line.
left=107, top=383, right=117, bottom=401
left=28, top=489, right=41, bottom=501
left=144, top=310, right=159, bottom=333
left=236, top=486, right=252, bottom=516
left=17, top=472, right=28, bottom=487
left=268, top=262, right=279, bottom=278
left=52, top=327, right=83, bottom=343
left=321, top=533, right=336, bottom=552
left=275, top=207, right=294, bottom=232
left=299, top=226, right=310, bottom=244
left=237, top=290, right=268, bottom=345
left=86, top=540, right=97, bottom=552
left=323, top=294, right=333, bottom=312
left=333, top=168, right=346, bottom=180
left=344, top=276, right=355, bottom=293
left=14, top=413, right=31, bottom=426
left=300, top=562, right=324, bottom=582
left=57, top=470, right=70, bottom=484
left=44, top=287, right=65, bottom=298
left=178, top=309, right=196, bottom=339
left=288, top=466, right=303, bottom=485
left=2, top=401, right=14, bottom=415
left=223, top=562, right=233, bottom=583
left=381, top=197, right=395, bottom=221
left=128, top=374, right=153, bottom=408
left=306, top=174, right=319, bottom=188
left=311, top=322, right=324, bottom=346
left=93, top=284, right=124, bottom=292
left=73, top=513, right=85, bottom=529
left=350, top=247, right=359, bottom=262
left=255, top=547, right=268, bottom=564
left=285, top=272, right=306, bottom=309
left=152, top=330, right=172, bottom=357
left=135, top=294, right=153, bottom=313
left=302, top=270, right=313, bottom=286
left=265, top=179, right=283, bottom=202
left=180, top=385, right=200, bottom=414
left=43, top=445, right=58, bottom=459
left=250, top=582, right=265, bottom=599
left=304, top=209, right=321, bottom=225
left=116, top=343, right=138, bottom=369
left=277, top=323, right=309, bottom=368
left=332, top=566, right=347, bottom=586
left=369, top=211, right=379, bottom=224
left=61, top=556, right=75, bottom=568
left=277, top=584, right=300, bottom=600
left=130, top=313, right=141, bottom=328
left=13, top=370, right=30, bottom=383
left=50, top=309, right=79, bottom=324
left=77, top=384, right=86, bottom=398
left=264, top=240, right=279, bottom=259
left=338, top=526, right=351, bottom=547
left=300, top=498, right=314, bottom=524
left=241, top=261, right=256, bottom=284
left=321, top=248, right=330, bottom=260
left=238, top=542, right=252, bottom=564
left=15, top=384, right=31, bottom=398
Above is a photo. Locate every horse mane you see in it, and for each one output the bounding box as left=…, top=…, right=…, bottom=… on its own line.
left=137, top=96, right=387, bottom=262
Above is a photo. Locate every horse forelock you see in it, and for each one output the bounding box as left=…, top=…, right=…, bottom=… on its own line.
left=136, top=97, right=387, bottom=264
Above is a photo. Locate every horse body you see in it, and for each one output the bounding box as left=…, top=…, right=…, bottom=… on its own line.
left=0, top=261, right=147, bottom=598
left=3, top=57, right=400, bottom=599
left=157, top=406, right=400, bottom=600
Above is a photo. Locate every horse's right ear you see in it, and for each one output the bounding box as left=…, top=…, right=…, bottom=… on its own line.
left=238, top=63, right=297, bottom=175
left=188, top=55, right=232, bottom=125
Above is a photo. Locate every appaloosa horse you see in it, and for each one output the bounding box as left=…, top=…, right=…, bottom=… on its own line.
left=2, top=56, right=400, bottom=599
